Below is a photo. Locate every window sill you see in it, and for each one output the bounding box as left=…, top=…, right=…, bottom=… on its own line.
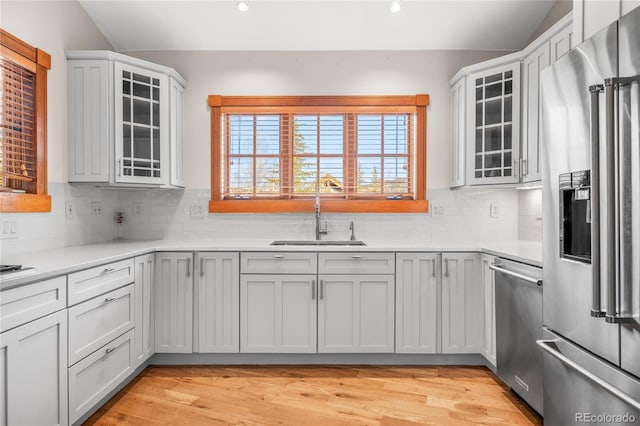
left=209, top=199, right=429, bottom=214
left=0, top=193, right=52, bottom=213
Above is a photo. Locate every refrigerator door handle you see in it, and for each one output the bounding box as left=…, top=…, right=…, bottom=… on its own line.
left=537, top=339, right=640, bottom=411
left=604, top=79, right=618, bottom=322
left=604, top=78, right=634, bottom=324
left=589, top=84, right=605, bottom=318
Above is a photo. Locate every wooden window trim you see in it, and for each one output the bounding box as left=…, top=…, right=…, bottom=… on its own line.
left=0, top=29, right=51, bottom=213
left=208, top=95, right=429, bottom=213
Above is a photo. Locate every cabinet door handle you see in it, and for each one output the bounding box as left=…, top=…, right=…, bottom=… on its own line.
left=311, top=279, right=316, bottom=300
left=320, top=279, right=324, bottom=300
left=431, top=259, right=436, bottom=278
left=521, top=159, right=528, bottom=177
left=273, top=254, right=285, bottom=259
left=444, top=258, right=449, bottom=277
left=105, top=347, right=116, bottom=354
left=513, top=160, right=519, bottom=179
left=200, top=257, right=204, bottom=277
left=103, top=267, right=115, bottom=273
left=186, top=257, right=191, bottom=278
left=104, top=297, right=116, bottom=303
left=117, top=160, right=121, bottom=177
left=351, top=255, right=363, bottom=259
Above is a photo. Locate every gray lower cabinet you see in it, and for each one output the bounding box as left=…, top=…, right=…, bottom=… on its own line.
left=67, top=284, right=135, bottom=366
left=395, top=253, right=438, bottom=354
left=68, top=329, right=135, bottom=424
left=155, top=252, right=194, bottom=353
left=240, top=274, right=317, bottom=353
left=134, top=254, right=155, bottom=367
left=197, top=252, right=240, bottom=353
left=0, top=310, right=68, bottom=426
left=317, top=274, right=395, bottom=353
left=481, top=254, right=497, bottom=366
left=441, top=253, right=484, bottom=354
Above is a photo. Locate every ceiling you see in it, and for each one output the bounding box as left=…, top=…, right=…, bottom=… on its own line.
left=78, top=0, right=557, bottom=52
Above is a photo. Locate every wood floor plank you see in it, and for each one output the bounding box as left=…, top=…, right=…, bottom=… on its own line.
left=85, top=366, right=542, bottom=426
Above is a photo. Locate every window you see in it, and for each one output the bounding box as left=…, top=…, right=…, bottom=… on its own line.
left=208, top=95, right=429, bottom=213
left=0, top=29, right=51, bottom=212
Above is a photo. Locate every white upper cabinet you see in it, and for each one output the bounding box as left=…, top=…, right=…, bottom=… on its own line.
left=67, top=51, right=186, bottom=188
left=169, top=77, right=185, bottom=187
left=521, top=44, right=550, bottom=183
left=450, top=77, right=466, bottom=188
left=449, top=13, right=572, bottom=188
left=574, top=0, right=640, bottom=45
left=521, top=15, right=572, bottom=183
left=467, top=62, right=521, bottom=185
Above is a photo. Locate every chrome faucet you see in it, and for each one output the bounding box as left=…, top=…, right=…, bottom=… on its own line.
left=349, top=221, right=356, bottom=241
left=315, top=194, right=328, bottom=240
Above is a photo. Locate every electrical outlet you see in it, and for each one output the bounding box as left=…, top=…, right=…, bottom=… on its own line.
left=91, top=201, right=103, bottom=216
left=190, top=204, right=206, bottom=218
left=65, top=201, right=74, bottom=219
left=490, top=202, right=499, bottom=218
left=133, top=202, right=144, bottom=216
left=430, top=203, right=444, bottom=216
left=1, top=221, right=18, bottom=239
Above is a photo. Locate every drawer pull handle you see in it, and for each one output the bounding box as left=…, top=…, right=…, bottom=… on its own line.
left=103, top=267, right=115, bottom=273
left=273, top=255, right=285, bottom=259
left=105, top=347, right=116, bottom=354
left=104, top=297, right=116, bottom=303
left=351, top=255, right=363, bottom=259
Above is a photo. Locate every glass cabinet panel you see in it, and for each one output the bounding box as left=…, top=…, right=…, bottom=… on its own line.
left=470, top=64, right=519, bottom=183
left=121, top=70, right=162, bottom=179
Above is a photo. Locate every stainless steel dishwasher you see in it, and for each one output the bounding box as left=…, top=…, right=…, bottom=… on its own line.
left=490, top=258, right=543, bottom=415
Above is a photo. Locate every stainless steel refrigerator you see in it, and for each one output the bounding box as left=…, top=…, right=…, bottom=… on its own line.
left=540, top=6, right=640, bottom=425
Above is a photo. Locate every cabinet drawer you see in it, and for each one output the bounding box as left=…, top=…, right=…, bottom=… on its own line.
left=0, top=276, right=67, bottom=333
left=68, top=284, right=134, bottom=366
left=319, top=252, right=395, bottom=274
left=68, top=329, right=135, bottom=424
left=68, top=258, right=134, bottom=305
left=241, top=252, right=317, bottom=274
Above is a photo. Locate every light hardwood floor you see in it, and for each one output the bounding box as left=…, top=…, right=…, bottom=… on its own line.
left=85, top=366, right=542, bottom=425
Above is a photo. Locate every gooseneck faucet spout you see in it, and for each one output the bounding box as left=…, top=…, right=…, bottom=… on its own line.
left=315, top=194, right=328, bottom=240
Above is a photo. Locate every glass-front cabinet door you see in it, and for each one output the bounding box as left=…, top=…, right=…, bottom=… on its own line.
left=114, top=62, right=168, bottom=184
left=467, top=63, right=520, bottom=185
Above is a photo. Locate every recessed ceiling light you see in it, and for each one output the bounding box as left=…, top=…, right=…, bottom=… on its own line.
left=390, top=0, right=401, bottom=13
left=237, top=0, right=249, bottom=12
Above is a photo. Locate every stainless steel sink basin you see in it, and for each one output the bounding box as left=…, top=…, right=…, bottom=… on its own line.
left=270, top=240, right=366, bottom=246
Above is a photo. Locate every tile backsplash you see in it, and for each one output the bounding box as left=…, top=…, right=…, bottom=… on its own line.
left=117, top=187, right=520, bottom=245
left=1, top=184, right=543, bottom=256
left=0, top=183, right=119, bottom=256
left=517, top=188, right=543, bottom=243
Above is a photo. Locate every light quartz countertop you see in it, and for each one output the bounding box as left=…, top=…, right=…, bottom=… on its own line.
left=0, top=239, right=542, bottom=291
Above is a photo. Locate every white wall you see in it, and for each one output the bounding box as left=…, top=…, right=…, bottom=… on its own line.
left=129, top=49, right=505, bottom=191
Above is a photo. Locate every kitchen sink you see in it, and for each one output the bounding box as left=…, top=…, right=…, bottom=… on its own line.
left=270, top=240, right=366, bottom=246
